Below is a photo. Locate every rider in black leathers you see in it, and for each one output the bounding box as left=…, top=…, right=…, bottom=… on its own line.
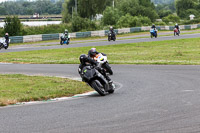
left=4, top=33, right=9, bottom=46
left=109, top=26, right=116, bottom=38
left=78, top=54, right=112, bottom=83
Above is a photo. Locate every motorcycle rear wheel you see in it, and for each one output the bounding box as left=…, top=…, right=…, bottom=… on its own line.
left=91, top=80, right=106, bottom=96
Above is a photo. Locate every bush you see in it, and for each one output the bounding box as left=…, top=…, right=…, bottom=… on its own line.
left=0, top=28, right=4, bottom=36
left=162, top=14, right=180, bottom=24
left=158, top=10, right=173, bottom=18
left=180, top=17, right=200, bottom=25
left=154, top=21, right=167, bottom=26
left=101, top=6, right=121, bottom=26
left=4, top=16, right=23, bottom=36
left=23, top=23, right=72, bottom=35
left=71, top=15, right=97, bottom=32
left=140, top=16, right=152, bottom=26
left=116, top=14, right=151, bottom=28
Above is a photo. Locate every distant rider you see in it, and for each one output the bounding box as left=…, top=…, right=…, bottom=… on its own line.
left=174, top=23, right=180, bottom=33
left=4, top=33, right=9, bottom=46
left=78, top=54, right=112, bottom=84
left=151, top=24, right=156, bottom=30
left=109, top=26, right=116, bottom=37
left=61, top=29, right=70, bottom=42
left=151, top=24, right=157, bottom=34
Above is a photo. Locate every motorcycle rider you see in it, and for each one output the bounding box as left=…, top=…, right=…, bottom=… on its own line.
left=61, top=29, right=70, bottom=43
left=78, top=54, right=113, bottom=84
left=88, top=48, right=107, bottom=59
left=4, top=33, right=9, bottom=46
left=151, top=24, right=156, bottom=30
left=109, top=26, right=116, bottom=38
left=151, top=24, right=157, bottom=34
left=174, top=23, right=180, bottom=34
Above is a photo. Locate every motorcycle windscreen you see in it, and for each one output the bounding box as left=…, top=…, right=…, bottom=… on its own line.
left=150, top=29, right=154, bottom=33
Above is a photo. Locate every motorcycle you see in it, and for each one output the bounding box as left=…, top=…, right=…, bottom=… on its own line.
left=60, top=34, right=70, bottom=45
left=0, top=38, right=9, bottom=50
left=81, top=66, right=115, bottom=96
left=94, top=53, right=113, bottom=75
left=150, top=28, right=157, bottom=38
left=174, top=28, right=180, bottom=36
left=108, top=31, right=116, bottom=41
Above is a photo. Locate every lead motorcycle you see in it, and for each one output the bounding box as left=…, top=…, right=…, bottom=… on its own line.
left=0, top=38, right=9, bottom=50
left=150, top=28, right=158, bottom=38
left=81, top=65, right=115, bottom=96
left=94, top=53, right=113, bottom=75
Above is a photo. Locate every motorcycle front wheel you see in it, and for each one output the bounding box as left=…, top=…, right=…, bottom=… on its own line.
left=108, top=36, right=111, bottom=41
left=91, top=80, right=106, bottom=96
left=104, top=63, right=113, bottom=75
left=60, top=40, right=63, bottom=45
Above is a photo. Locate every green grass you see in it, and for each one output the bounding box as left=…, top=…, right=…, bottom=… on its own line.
left=0, top=74, right=92, bottom=106
left=1, top=38, right=200, bottom=65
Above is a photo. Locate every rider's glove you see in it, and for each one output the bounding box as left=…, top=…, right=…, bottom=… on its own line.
left=95, top=66, right=103, bottom=71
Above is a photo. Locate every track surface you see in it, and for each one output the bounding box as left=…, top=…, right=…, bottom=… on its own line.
left=0, top=33, right=200, bottom=133
left=0, top=32, right=200, bottom=53
left=0, top=64, right=200, bottom=133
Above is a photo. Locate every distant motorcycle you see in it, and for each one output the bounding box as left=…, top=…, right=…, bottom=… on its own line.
left=174, top=28, right=180, bottom=36
left=108, top=31, right=116, bottom=41
left=81, top=66, right=115, bottom=96
left=150, top=28, right=157, bottom=38
left=94, top=53, right=113, bottom=75
left=0, top=38, right=9, bottom=50
left=60, top=34, right=70, bottom=45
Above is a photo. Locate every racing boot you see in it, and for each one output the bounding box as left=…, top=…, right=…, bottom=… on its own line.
left=105, top=76, right=115, bottom=89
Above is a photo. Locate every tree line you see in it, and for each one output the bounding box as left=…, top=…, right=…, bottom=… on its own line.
left=0, top=0, right=63, bottom=15
left=1, top=0, right=200, bottom=36
left=62, top=0, right=158, bottom=31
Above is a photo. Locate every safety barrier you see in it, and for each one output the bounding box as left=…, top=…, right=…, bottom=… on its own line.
left=42, top=34, right=59, bottom=41
left=10, top=36, right=23, bottom=43
left=10, top=24, right=200, bottom=43
left=23, top=35, right=42, bottom=43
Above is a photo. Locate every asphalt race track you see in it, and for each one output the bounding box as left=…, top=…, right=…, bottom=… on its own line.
left=0, top=33, right=200, bottom=133
left=0, top=33, right=200, bottom=53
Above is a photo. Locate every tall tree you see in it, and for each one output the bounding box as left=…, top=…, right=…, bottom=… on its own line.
left=176, top=0, right=200, bottom=19
left=78, top=0, right=111, bottom=18
left=62, top=0, right=112, bottom=19
left=116, top=0, right=158, bottom=22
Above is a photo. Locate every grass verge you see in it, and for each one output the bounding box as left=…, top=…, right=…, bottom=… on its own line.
left=0, top=74, right=92, bottom=106
left=1, top=38, right=200, bottom=65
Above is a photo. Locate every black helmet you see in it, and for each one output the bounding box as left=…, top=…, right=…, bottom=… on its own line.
left=79, top=54, right=88, bottom=64
left=90, top=48, right=97, bottom=56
